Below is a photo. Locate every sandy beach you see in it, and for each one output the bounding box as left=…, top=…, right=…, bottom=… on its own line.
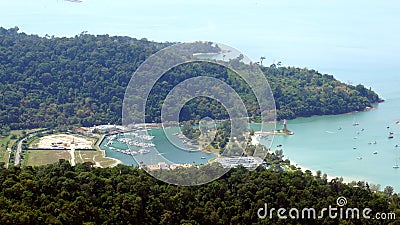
left=288, top=157, right=355, bottom=183
left=249, top=134, right=359, bottom=183
left=251, top=134, right=260, bottom=146
left=103, top=152, right=122, bottom=167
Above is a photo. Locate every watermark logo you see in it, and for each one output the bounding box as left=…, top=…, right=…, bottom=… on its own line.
left=258, top=196, right=396, bottom=220
left=336, top=196, right=347, bottom=207
left=122, top=42, right=276, bottom=186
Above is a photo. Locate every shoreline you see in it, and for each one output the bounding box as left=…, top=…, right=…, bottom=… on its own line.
left=100, top=146, right=123, bottom=167
left=287, top=157, right=354, bottom=183
left=99, top=104, right=382, bottom=179
left=99, top=132, right=365, bottom=185
left=253, top=132, right=352, bottom=183
left=108, top=157, right=123, bottom=167
left=96, top=135, right=123, bottom=167
left=132, top=105, right=380, bottom=129
left=288, top=159, right=333, bottom=181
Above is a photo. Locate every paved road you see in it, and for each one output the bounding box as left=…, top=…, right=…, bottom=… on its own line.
left=14, top=137, right=27, bottom=165
left=70, top=145, right=75, bottom=166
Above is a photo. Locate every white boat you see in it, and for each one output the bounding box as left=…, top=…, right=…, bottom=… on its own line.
left=201, top=157, right=206, bottom=159
left=394, top=158, right=400, bottom=168
left=373, top=151, right=378, bottom=154
left=356, top=156, right=363, bottom=160
left=138, top=149, right=150, bottom=154
left=130, top=151, right=137, bottom=155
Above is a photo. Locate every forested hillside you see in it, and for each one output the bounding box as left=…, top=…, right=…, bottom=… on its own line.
left=0, top=27, right=380, bottom=131
left=263, top=66, right=380, bottom=119
left=0, top=161, right=398, bottom=225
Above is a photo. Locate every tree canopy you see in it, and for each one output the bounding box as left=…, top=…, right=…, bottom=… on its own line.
left=0, top=161, right=398, bottom=224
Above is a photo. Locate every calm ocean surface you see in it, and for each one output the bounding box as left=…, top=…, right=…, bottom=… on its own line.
left=260, top=68, right=400, bottom=190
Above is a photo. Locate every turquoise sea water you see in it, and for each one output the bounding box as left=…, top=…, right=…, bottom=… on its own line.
left=263, top=106, right=400, bottom=188
left=262, top=68, right=400, bottom=190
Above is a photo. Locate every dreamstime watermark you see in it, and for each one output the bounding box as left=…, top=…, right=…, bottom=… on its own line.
left=257, top=197, right=396, bottom=220
left=122, top=42, right=276, bottom=186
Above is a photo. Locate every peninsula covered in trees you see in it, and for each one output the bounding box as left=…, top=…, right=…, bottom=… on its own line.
left=0, top=27, right=380, bottom=132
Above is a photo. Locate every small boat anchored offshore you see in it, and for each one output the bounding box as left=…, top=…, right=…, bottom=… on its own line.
left=373, top=151, right=378, bottom=154
left=393, top=165, right=399, bottom=169
left=352, top=117, right=359, bottom=126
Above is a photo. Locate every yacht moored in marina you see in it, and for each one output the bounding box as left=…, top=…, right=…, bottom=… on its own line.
left=138, top=149, right=150, bottom=154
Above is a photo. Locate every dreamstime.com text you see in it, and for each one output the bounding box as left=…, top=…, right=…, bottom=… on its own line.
left=258, top=197, right=396, bottom=220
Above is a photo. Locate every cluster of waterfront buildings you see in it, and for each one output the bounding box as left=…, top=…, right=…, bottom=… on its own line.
left=146, top=162, right=194, bottom=171
left=214, top=156, right=265, bottom=169
left=143, top=156, right=266, bottom=171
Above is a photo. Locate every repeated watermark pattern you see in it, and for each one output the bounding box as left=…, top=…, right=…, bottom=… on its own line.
left=122, top=42, right=276, bottom=186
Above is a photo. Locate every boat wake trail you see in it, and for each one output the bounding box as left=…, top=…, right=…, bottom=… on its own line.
left=325, top=131, right=336, bottom=134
